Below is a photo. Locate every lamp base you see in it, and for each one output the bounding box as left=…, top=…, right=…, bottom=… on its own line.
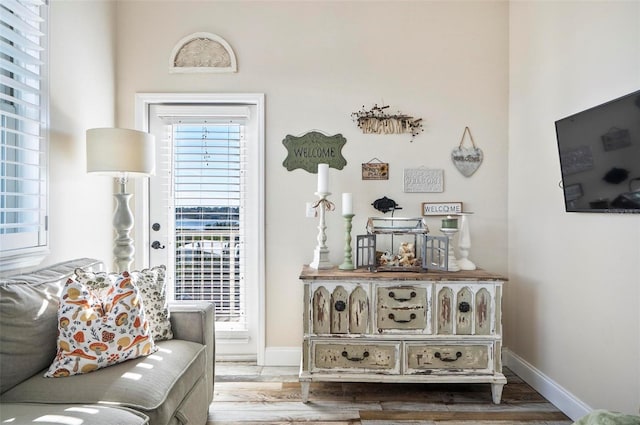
left=113, top=192, right=134, bottom=272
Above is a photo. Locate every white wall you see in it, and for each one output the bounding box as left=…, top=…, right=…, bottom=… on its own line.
left=46, top=1, right=116, bottom=267
left=509, top=1, right=640, bottom=416
left=113, top=0, right=509, bottom=351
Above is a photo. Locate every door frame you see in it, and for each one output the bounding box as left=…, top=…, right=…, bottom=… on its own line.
left=135, top=92, right=266, bottom=365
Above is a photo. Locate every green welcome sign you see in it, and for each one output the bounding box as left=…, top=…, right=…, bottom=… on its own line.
left=282, top=131, right=347, bottom=173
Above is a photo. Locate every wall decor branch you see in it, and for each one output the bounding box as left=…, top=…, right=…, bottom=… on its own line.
left=351, top=104, right=423, bottom=141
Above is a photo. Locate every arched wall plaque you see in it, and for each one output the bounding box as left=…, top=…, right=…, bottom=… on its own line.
left=169, top=32, right=237, bottom=73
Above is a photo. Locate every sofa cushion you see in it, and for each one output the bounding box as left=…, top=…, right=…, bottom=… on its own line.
left=45, top=274, right=157, bottom=377
left=1, top=339, right=206, bottom=425
left=0, top=258, right=102, bottom=393
left=0, top=403, right=149, bottom=425
left=75, top=265, right=173, bottom=341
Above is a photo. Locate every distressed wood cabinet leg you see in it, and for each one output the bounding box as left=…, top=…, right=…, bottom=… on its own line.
left=491, top=383, right=504, bottom=404
left=301, top=381, right=310, bottom=403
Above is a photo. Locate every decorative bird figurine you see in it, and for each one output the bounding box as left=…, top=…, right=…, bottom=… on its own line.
left=371, top=196, right=402, bottom=214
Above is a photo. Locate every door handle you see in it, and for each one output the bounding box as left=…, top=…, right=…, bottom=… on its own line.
left=151, top=241, right=165, bottom=250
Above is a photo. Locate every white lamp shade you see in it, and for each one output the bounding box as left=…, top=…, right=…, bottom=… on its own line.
left=86, top=128, right=156, bottom=176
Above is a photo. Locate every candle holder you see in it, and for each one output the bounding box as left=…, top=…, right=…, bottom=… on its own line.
left=339, top=214, right=355, bottom=270
left=440, top=227, right=460, bottom=272
left=309, top=191, right=333, bottom=270
left=457, top=212, right=476, bottom=270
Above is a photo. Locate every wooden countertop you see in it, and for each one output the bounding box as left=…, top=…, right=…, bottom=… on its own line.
left=299, top=265, right=507, bottom=282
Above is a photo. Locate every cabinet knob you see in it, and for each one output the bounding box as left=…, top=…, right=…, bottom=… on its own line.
left=334, top=300, right=346, bottom=312
left=458, top=301, right=471, bottom=313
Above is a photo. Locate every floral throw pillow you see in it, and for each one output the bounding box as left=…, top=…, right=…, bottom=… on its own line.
left=128, top=266, right=173, bottom=341
left=75, top=265, right=173, bottom=341
left=45, top=274, right=157, bottom=378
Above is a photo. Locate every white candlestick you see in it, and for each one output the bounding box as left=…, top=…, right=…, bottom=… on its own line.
left=317, top=163, right=329, bottom=193
left=342, top=193, right=353, bottom=215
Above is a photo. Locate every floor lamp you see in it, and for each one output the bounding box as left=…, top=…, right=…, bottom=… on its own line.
left=86, top=128, right=155, bottom=272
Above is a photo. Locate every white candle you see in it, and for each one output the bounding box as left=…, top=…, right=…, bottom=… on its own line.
left=342, top=193, right=353, bottom=215
left=317, top=163, right=329, bottom=193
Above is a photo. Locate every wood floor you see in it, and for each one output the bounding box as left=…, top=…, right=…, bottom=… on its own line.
left=208, top=363, right=573, bottom=425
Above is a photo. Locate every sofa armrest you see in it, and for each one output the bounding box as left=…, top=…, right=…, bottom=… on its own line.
left=169, top=302, right=215, bottom=345
left=169, top=302, right=215, bottom=403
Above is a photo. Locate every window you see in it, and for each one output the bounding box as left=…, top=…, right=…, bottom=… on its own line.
left=172, top=122, right=246, bottom=328
left=0, top=0, right=49, bottom=271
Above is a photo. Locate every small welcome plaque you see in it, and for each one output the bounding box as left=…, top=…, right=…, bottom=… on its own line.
left=282, top=131, right=347, bottom=173
left=362, top=159, right=389, bottom=180
left=403, top=168, right=444, bottom=193
left=422, top=202, right=463, bottom=216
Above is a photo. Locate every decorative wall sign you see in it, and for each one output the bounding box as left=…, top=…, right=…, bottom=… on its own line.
left=403, top=168, right=444, bottom=193
left=560, top=145, right=593, bottom=175
left=170, top=32, right=237, bottom=73
left=451, top=126, right=483, bottom=177
left=351, top=104, right=423, bottom=141
left=282, top=131, right=347, bottom=172
left=601, top=128, right=631, bottom=151
left=362, top=158, right=389, bottom=180
left=422, top=202, right=463, bottom=216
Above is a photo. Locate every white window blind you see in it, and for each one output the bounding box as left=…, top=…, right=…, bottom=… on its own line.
left=168, top=117, right=247, bottom=329
left=0, top=0, right=49, bottom=270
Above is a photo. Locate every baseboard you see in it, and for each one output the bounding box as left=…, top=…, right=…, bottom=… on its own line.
left=503, top=348, right=591, bottom=421
left=263, top=346, right=301, bottom=366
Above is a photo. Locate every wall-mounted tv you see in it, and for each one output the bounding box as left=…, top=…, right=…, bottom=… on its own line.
left=555, top=89, right=640, bottom=213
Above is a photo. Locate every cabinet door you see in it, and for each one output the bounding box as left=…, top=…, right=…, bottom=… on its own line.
left=435, top=282, right=496, bottom=335
left=310, top=282, right=371, bottom=335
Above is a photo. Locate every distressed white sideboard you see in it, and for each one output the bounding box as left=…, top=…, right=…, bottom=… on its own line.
left=299, top=266, right=507, bottom=404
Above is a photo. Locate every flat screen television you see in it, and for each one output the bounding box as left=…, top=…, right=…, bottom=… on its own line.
left=555, top=89, right=640, bottom=213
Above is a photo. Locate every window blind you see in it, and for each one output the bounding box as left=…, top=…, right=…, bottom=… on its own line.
left=0, top=0, right=49, bottom=268
left=170, top=121, right=247, bottom=329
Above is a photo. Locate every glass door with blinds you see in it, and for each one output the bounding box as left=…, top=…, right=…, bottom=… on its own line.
left=147, top=103, right=261, bottom=359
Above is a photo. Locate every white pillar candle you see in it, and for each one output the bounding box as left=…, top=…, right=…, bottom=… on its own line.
left=342, top=193, right=353, bottom=215
left=317, top=163, right=329, bottom=193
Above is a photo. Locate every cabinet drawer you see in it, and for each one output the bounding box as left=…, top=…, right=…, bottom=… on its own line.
left=377, top=285, right=427, bottom=309
left=405, top=344, right=491, bottom=373
left=311, top=341, right=400, bottom=373
left=377, top=285, right=428, bottom=331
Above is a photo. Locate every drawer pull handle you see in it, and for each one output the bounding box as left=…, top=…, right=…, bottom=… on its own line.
left=388, top=291, right=417, bottom=302
left=458, top=301, right=471, bottom=313
left=341, top=350, right=369, bottom=362
left=434, top=351, right=462, bottom=362
left=388, top=313, right=416, bottom=323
